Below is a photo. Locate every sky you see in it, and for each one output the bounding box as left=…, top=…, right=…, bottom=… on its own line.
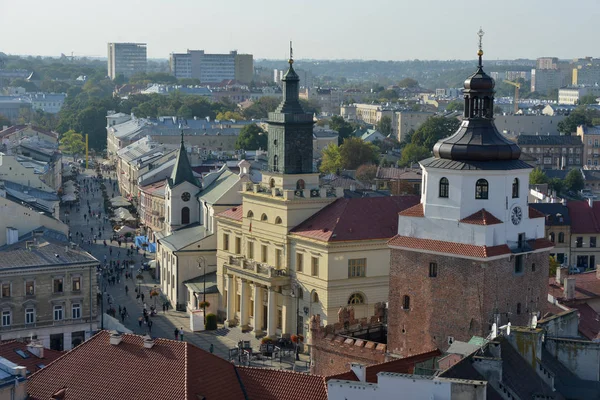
left=1, top=0, right=599, bottom=61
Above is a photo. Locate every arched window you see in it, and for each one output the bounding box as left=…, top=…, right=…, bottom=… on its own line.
left=516, top=303, right=522, bottom=315
left=439, top=177, right=449, bottom=198
left=512, top=178, right=519, bottom=198
left=549, top=232, right=555, bottom=243
left=181, top=207, right=190, bottom=225
left=475, top=179, right=489, bottom=199
left=558, top=232, right=565, bottom=243
left=297, top=288, right=303, bottom=300
left=269, top=178, right=275, bottom=188
left=402, top=295, right=410, bottom=310
left=273, top=155, right=279, bottom=172
left=296, top=179, right=305, bottom=190
left=275, top=217, right=282, bottom=224
left=312, top=291, right=319, bottom=303
left=247, top=210, right=254, bottom=219
left=348, top=293, right=365, bottom=305
left=260, top=213, right=268, bottom=222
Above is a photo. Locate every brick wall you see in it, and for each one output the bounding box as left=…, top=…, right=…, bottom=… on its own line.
left=388, top=249, right=549, bottom=358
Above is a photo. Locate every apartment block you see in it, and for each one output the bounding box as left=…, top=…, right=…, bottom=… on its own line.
left=169, top=50, right=253, bottom=84
left=107, top=43, right=147, bottom=79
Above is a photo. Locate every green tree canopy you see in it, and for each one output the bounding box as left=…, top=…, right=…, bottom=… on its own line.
left=580, top=94, right=599, bottom=105
left=565, top=169, right=585, bottom=192
left=557, top=107, right=600, bottom=135
left=548, top=177, right=566, bottom=195
left=234, top=124, right=267, bottom=151
left=398, top=143, right=430, bottom=167
left=529, top=168, right=548, bottom=185
left=410, top=116, right=460, bottom=149
left=216, top=111, right=244, bottom=121
left=339, top=137, right=380, bottom=170
left=378, top=90, right=398, bottom=100
left=242, top=97, right=281, bottom=120
left=355, top=164, right=378, bottom=182
left=320, top=142, right=342, bottom=174
left=446, top=100, right=465, bottom=112
left=329, top=115, right=355, bottom=144
left=376, top=115, right=393, bottom=136
left=299, top=98, right=321, bottom=115
left=59, top=130, right=86, bottom=155
left=398, top=78, right=419, bottom=88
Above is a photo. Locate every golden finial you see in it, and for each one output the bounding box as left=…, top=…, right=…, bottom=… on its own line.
left=477, top=27, right=485, bottom=66
left=289, top=41, right=294, bottom=65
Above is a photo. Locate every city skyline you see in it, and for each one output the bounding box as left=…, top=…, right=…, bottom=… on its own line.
left=1, top=0, right=599, bottom=61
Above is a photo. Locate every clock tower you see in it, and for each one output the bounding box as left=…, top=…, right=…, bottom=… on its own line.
left=387, top=30, right=553, bottom=357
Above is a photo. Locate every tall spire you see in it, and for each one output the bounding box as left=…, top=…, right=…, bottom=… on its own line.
left=289, top=41, right=293, bottom=66
left=169, top=132, right=199, bottom=187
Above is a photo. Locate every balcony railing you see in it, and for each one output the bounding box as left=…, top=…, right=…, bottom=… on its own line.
left=0, top=316, right=96, bottom=332
left=227, top=256, right=288, bottom=279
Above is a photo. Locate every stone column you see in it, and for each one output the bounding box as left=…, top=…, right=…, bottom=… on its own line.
left=267, top=287, right=277, bottom=337
left=253, top=284, right=262, bottom=334
left=240, top=279, right=248, bottom=328
left=63, top=331, right=72, bottom=351
left=225, top=275, right=235, bottom=326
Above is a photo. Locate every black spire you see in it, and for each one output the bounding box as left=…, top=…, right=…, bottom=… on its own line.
left=274, top=41, right=303, bottom=114
left=432, top=29, right=520, bottom=162
left=169, top=130, right=199, bottom=187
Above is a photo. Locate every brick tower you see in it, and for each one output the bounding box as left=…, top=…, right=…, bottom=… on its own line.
left=387, top=30, right=553, bottom=357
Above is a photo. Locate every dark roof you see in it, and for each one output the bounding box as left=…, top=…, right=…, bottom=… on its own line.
left=440, top=354, right=503, bottom=400
left=420, top=157, right=533, bottom=171
left=529, top=203, right=571, bottom=226
left=0, top=236, right=97, bottom=270
left=0, top=341, right=63, bottom=374
left=542, top=345, right=600, bottom=399
left=569, top=303, right=600, bottom=340
left=290, top=196, right=419, bottom=242
left=169, top=142, right=199, bottom=188
left=376, top=167, right=422, bottom=180
left=517, top=135, right=583, bottom=146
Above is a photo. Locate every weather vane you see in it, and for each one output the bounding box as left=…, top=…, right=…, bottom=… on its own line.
left=477, top=27, right=485, bottom=66
left=289, top=41, right=294, bottom=65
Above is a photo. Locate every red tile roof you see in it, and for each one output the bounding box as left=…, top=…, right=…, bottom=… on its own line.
left=218, top=205, right=243, bottom=221
left=0, top=341, right=63, bottom=374
left=27, top=331, right=246, bottom=400
left=0, top=125, right=58, bottom=139
left=399, top=203, right=424, bottom=217
left=528, top=206, right=546, bottom=219
left=237, top=367, right=327, bottom=400
left=388, top=235, right=511, bottom=259
left=290, top=196, right=420, bottom=242
left=550, top=271, right=600, bottom=302
left=567, top=200, right=600, bottom=234
left=570, top=303, right=600, bottom=340
left=460, top=209, right=503, bottom=225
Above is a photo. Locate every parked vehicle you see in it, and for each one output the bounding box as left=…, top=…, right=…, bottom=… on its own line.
left=569, top=266, right=582, bottom=274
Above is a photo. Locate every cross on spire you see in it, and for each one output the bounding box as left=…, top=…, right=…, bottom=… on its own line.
left=289, top=41, right=294, bottom=65
left=477, top=27, right=485, bottom=67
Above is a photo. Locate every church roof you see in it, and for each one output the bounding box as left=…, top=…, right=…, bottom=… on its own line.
left=398, top=203, right=424, bottom=217
left=157, top=224, right=209, bottom=251
left=459, top=209, right=503, bottom=225
left=169, top=140, right=199, bottom=188
left=420, top=157, right=532, bottom=171
left=198, top=168, right=240, bottom=205
left=388, top=235, right=512, bottom=259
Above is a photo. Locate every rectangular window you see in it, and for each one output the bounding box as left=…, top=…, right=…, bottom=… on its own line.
left=348, top=258, right=367, bottom=278
left=429, top=262, right=438, bottom=277
left=1, top=311, right=10, bottom=327
left=249, top=299, right=254, bottom=317
left=591, top=237, right=597, bottom=248
left=311, top=257, right=319, bottom=277
left=515, top=255, right=524, bottom=274
left=275, top=249, right=282, bottom=268
left=53, top=278, right=63, bottom=293
left=72, top=277, right=81, bottom=292
left=72, top=304, right=81, bottom=319
left=235, top=237, right=241, bottom=254
left=576, top=237, right=583, bottom=248
left=236, top=294, right=241, bottom=312
left=26, top=281, right=35, bottom=296
left=223, top=234, right=230, bottom=251
left=261, top=245, right=267, bottom=263
left=224, top=290, right=228, bottom=307
left=25, top=308, right=35, bottom=325
left=1, top=283, right=10, bottom=298
left=277, top=309, right=283, bottom=329
left=53, top=306, right=63, bottom=321
left=248, top=241, right=254, bottom=259
left=296, top=253, right=304, bottom=273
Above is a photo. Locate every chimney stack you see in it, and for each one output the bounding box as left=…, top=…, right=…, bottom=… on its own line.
left=109, top=331, right=123, bottom=345
left=27, top=341, right=44, bottom=358
left=350, top=363, right=367, bottom=382
left=564, top=277, right=576, bottom=300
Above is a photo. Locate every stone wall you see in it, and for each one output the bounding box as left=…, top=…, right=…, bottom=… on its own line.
left=388, top=249, right=550, bottom=357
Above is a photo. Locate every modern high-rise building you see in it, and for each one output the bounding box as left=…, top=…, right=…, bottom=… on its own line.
left=169, top=50, right=253, bottom=84
left=107, top=43, right=147, bottom=79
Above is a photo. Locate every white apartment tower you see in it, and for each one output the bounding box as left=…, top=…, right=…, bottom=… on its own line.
left=107, top=43, right=147, bottom=79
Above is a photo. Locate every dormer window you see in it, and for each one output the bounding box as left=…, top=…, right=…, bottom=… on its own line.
left=475, top=179, right=488, bottom=199
left=439, top=177, right=449, bottom=198
left=512, top=178, right=519, bottom=198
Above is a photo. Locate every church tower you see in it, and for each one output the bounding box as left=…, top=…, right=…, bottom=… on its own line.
left=387, top=30, right=553, bottom=357
left=164, top=133, right=201, bottom=234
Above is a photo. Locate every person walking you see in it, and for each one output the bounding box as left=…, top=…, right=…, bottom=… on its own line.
left=125, top=285, right=129, bottom=295
left=174, top=328, right=179, bottom=340
left=138, top=316, right=143, bottom=328
left=209, top=344, right=214, bottom=354
left=147, top=319, right=153, bottom=333
left=179, top=327, right=184, bottom=341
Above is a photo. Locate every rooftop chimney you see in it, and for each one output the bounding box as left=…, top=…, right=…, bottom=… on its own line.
left=589, top=197, right=594, bottom=208
left=27, top=341, right=44, bottom=358
left=109, top=331, right=123, bottom=345
left=350, top=363, right=367, bottom=382
left=143, top=335, right=155, bottom=349
left=564, top=277, right=576, bottom=300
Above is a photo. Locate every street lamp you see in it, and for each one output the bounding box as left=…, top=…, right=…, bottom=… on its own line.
left=197, top=257, right=207, bottom=325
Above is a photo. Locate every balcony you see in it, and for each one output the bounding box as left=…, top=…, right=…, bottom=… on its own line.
left=0, top=316, right=96, bottom=332
left=226, top=256, right=290, bottom=285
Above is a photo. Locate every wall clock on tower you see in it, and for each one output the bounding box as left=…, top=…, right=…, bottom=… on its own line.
left=511, top=205, right=522, bottom=225
left=181, top=192, right=191, bottom=202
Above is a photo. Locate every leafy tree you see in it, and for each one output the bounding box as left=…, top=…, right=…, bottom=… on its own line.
left=242, top=97, right=280, bottom=120
left=329, top=115, right=355, bottom=144
left=59, top=130, right=85, bottom=155
left=580, top=94, right=599, bottom=105
left=339, top=137, right=379, bottom=170
left=320, top=143, right=342, bottom=174
left=9, top=78, right=38, bottom=92
left=299, top=98, right=321, bottom=115
left=410, top=116, right=460, bottom=149
left=529, top=168, right=548, bottom=185
left=398, top=143, right=430, bottom=167
left=494, top=105, right=504, bottom=115
left=549, top=256, right=559, bottom=277
left=398, top=78, right=419, bottom=88
left=178, top=78, right=202, bottom=86
left=17, top=108, right=57, bottom=130
left=216, top=111, right=244, bottom=121
left=378, top=89, right=398, bottom=100
left=113, top=74, right=128, bottom=86
left=557, top=107, right=600, bottom=135
left=565, top=169, right=585, bottom=192
left=356, top=164, right=378, bottom=182
left=235, top=124, right=267, bottom=151
left=0, top=114, right=11, bottom=126
left=128, top=72, right=178, bottom=85
left=548, top=177, right=566, bottom=195
left=446, top=100, right=464, bottom=112
left=376, top=115, right=393, bottom=136
left=372, top=137, right=400, bottom=153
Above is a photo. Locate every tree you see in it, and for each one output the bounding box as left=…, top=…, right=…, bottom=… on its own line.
left=320, top=143, right=342, bottom=174
left=548, top=177, right=566, bottom=195
left=398, top=143, right=430, bottom=167
left=59, top=130, right=85, bottom=155
left=242, top=97, right=281, bottom=120
left=580, top=94, right=599, bottom=105
left=378, top=90, right=398, bottom=100
left=398, top=78, right=419, bottom=88
left=329, top=115, right=355, bottom=144
left=446, top=100, right=464, bottom=112
left=235, top=124, right=267, bottom=151
left=216, top=111, right=244, bottom=121
left=299, top=99, right=321, bottom=115
left=565, top=169, right=585, bottom=192
left=339, top=137, right=379, bottom=170
left=410, top=116, right=460, bottom=149
left=376, top=116, right=393, bottom=136
left=549, top=256, right=559, bottom=277
left=529, top=168, right=548, bottom=185
left=356, top=164, right=378, bottom=182
left=0, top=114, right=10, bottom=127
left=557, top=107, right=600, bottom=135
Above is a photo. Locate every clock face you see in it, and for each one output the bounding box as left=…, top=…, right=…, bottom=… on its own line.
left=181, top=192, right=191, bottom=202
left=511, top=206, right=522, bottom=225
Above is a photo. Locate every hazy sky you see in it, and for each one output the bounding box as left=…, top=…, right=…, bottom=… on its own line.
left=1, top=0, right=599, bottom=61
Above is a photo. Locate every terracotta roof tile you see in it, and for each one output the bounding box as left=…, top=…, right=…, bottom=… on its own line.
left=528, top=206, right=546, bottom=219
left=567, top=200, right=600, bottom=234
left=27, top=331, right=246, bottom=400
left=0, top=341, right=63, bottom=374
left=376, top=167, right=422, bottom=181
left=460, top=209, right=503, bottom=225
left=290, top=196, right=420, bottom=242
left=237, top=367, right=327, bottom=400
left=570, top=303, right=600, bottom=340
left=218, top=205, right=243, bottom=221
left=398, top=203, right=424, bottom=217
left=388, top=235, right=511, bottom=259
